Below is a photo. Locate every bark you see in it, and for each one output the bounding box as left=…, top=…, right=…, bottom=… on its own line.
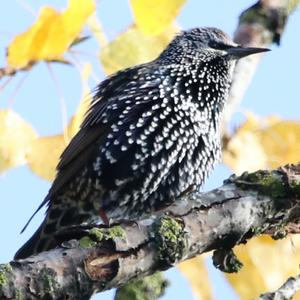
left=258, top=273, right=300, bottom=300
left=0, top=163, right=299, bottom=299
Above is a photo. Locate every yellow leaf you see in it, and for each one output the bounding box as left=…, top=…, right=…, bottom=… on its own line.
left=130, top=0, right=186, bottom=35
left=223, top=114, right=268, bottom=174
left=0, top=110, right=37, bottom=172
left=260, top=120, right=300, bottom=168
left=100, top=24, right=179, bottom=75
left=178, top=256, right=213, bottom=300
left=26, top=134, right=68, bottom=181
left=227, top=236, right=300, bottom=299
left=223, top=130, right=267, bottom=174
left=8, top=0, right=96, bottom=69
left=223, top=114, right=300, bottom=174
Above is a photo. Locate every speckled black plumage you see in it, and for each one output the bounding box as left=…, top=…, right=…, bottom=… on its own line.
left=15, top=27, right=269, bottom=259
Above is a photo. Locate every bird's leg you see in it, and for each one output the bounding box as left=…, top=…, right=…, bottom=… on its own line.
left=99, top=208, right=110, bottom=226
left=178, top=184, right=197, bottom=197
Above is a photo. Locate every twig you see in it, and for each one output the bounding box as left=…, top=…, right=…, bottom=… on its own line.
left=258, top=274, right=300, bottom=300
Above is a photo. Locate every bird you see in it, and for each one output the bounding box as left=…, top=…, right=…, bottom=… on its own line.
left=14, top=27, right=269, bottom=259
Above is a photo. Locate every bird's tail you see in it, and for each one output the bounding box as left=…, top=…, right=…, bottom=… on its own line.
left=14, top=202, right=97, bottom=260
left=14, top=219, right=51, bottom=260
left=14, top=217, right=88, bottom=260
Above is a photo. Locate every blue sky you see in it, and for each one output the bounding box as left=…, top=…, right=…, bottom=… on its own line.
left=0, top=1, right=299, bottom=299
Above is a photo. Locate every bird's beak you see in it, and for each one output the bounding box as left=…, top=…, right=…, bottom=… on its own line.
left=227, top=46, right=270, bottom=58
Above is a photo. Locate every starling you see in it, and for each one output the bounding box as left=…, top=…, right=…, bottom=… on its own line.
left=15, top=27, right=269, bottom=259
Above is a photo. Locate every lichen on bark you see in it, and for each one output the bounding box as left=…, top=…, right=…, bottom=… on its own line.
left=153, top=216, right=186, bottom=266
left=79, top=225, right=126, bottom=248
left=115, top=273, right=169, bottom=300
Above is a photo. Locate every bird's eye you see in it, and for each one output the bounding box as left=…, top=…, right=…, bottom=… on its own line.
left=209, top=41, right=232, bottom=50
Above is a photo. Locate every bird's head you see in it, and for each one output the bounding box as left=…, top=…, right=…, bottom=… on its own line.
left=159, top=27, right=270, bottom=64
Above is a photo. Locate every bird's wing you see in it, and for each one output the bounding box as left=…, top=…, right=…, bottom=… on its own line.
left=50, top=66, right=149, bottom=196
left=21, top=63, right=164, bottom=232
left=49, top=125, right=109, bottom=195
left=50, top=63, right=164, bottom=199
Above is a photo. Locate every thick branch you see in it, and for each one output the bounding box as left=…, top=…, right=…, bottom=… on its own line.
left=0, top=164, right=299, bottom=299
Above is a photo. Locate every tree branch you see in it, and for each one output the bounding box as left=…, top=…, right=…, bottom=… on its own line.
left=222, top=0, right=300, bottom=132
left=258, top=273, right=300, bottom=300
left=0, top=164, right=299, bottom=299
